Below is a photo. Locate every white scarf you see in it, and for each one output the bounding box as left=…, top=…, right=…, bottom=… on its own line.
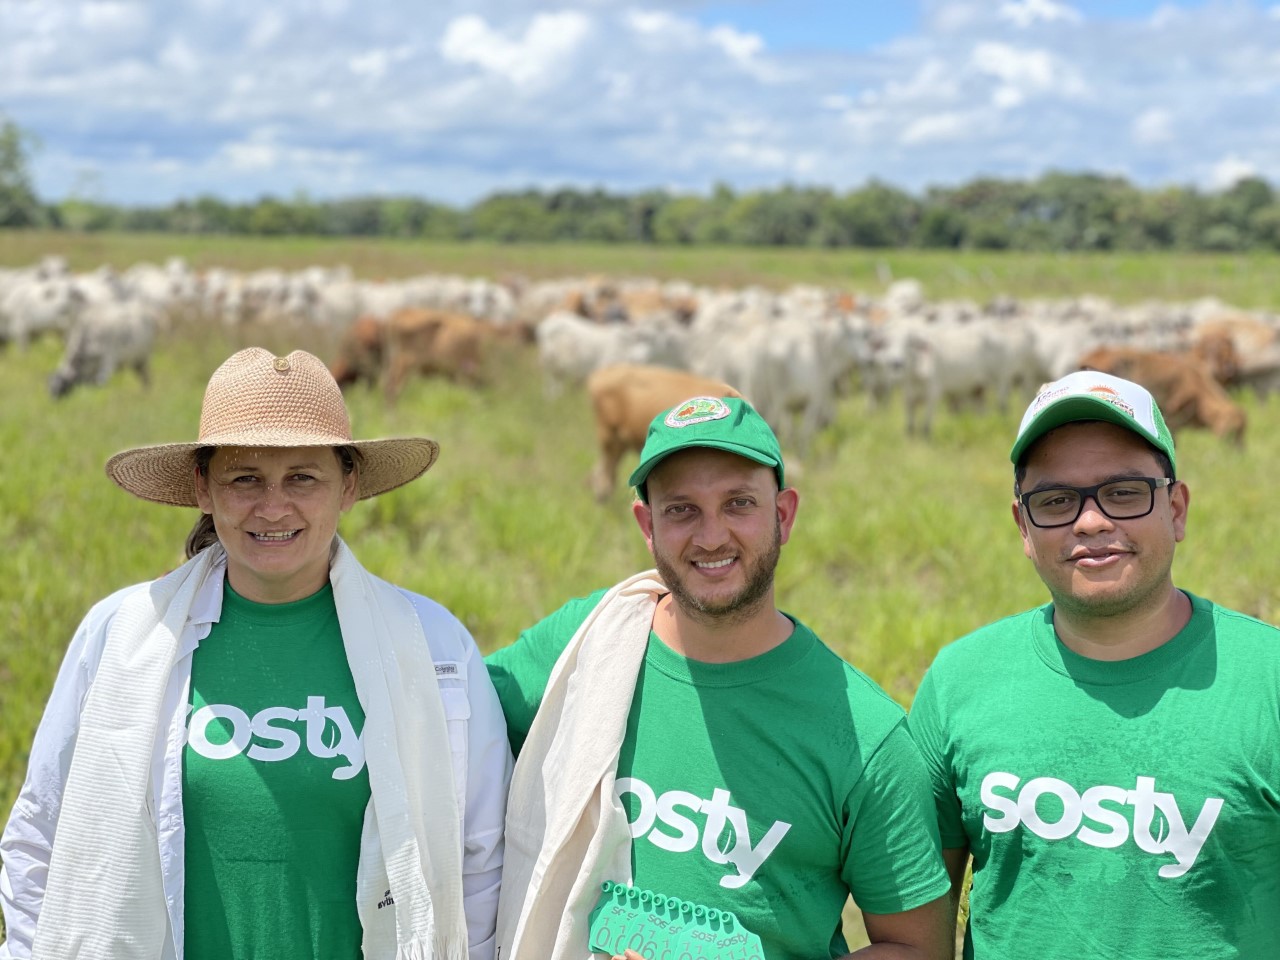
left=495, top=570, right=667, bottom=960
left=32, top=539, right=467, bottom=960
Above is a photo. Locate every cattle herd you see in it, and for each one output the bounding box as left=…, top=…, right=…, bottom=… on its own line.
left=2, top=253, right=1277, bottom=497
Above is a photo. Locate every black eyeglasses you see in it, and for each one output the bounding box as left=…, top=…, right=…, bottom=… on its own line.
left=1018, top=477, right=1175, bottom=528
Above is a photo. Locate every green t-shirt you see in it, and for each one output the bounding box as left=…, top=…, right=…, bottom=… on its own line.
left=183, top=581, right=370, bottom=960
left=487, top=589, right=950, bottom=960
left=909, top=592, right=1280, bottom=960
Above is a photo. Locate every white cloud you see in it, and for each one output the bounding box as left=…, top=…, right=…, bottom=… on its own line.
left=1207, top=155, right=1258, bottom=190
left=723, top=141, right=790, bottom=170
left=970, top=41, right=1083, bottom=107
left=348, top=46, right=412, bottom=81
left=81, top=2, right=147, bottom=33
left=901, top=112, right=971, bottom=145
left=246, top=11, right=287, bottom=50
left=998, top=0, right=1082, bottom=28
left=625, top=9, right=695, bottom=40
left=159, top=38, right=200, bottom=75
left=3, top=1, right=1280, bottom=205
left=930, top=3, right=985, bottom=33
left=972, top=42, right=1054, bottom=85
left=709, top=25, right=763, bottom=65
left=220, top=140, right=280, bottom=173
left=1132, top=108, right=1173, bottom=145
left=1149, top=4, right=1187, bottom=28
left=440, top=11, right=591, bottom=88
left=602, top=70, right=635, bottom=101
left=624, top=9, right=777, bottom=79
left=879, top=59, right=956, bottom=106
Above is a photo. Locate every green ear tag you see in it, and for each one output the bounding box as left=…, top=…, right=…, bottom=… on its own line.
left=587, top=880, right=764, bottom=959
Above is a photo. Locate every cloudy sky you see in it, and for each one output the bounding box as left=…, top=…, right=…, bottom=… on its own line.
left=3, top=0, right=1279, bottom=206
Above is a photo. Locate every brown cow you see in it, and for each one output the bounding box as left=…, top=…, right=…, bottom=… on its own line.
left=383, top=307, right=493, bottom=402
left=1187, top=329, right=1241, bottom=386
left=560, top=281, right=698, bottom=326
left=1192, top=315, right=1280, bottom=398
left=586, top=363, right=742, bottom=502
left=330, top=308, right=497, bottom=402
left=1078, top=346, right=1246, bottom=447
left=329, top=314, right=386, bottom=389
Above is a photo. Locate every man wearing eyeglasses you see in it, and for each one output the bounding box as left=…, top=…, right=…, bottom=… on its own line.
left=908, top=370, right=1280, bottom=959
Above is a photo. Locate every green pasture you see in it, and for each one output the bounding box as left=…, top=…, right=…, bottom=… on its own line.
left=3, top=229, right=1280, bottom=307
left=4, top=318, right=1278, bottom=804
left=1, top=235, right=1278, bottom=950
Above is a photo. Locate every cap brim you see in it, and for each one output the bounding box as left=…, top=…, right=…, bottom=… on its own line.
left=1010, top=397, right=1159, bottom=466
left=629, top=440, right=781, bottom=491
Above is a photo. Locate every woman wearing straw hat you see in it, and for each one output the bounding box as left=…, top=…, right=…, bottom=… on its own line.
left=0, top=348, right=512, bottom=960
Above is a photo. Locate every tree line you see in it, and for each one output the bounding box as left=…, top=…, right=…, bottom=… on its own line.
left=3, top=117, right=1280, bottom=252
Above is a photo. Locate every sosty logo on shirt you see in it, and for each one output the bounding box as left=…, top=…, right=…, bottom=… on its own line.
left=980, top=770, right=1223, bottom=878
left=616, top=776, right=792, bottom=889
left=187, top=695, right=364, bottom=780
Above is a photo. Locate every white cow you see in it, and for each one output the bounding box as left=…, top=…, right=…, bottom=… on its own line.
left=535, top=310, right=685, bottom=397
left=1024, top=313, right=1110, bottom=382
left=48, top=300, right=158, bottom=398
left=901, top=315, right=1041, bottom=438
left=853, top=316, right=927, bottom=409
left=696, top=314, right=861, bottom=456
left=2, top=274, right=85, bottom=349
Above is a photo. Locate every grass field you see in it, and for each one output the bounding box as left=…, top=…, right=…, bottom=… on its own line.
left=1, top=233, right=1278, bottom=951
left=4, top=229, right=1280, bottom=308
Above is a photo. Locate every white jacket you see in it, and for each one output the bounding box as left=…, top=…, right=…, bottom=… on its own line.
left=0, top=558, right=512, bottom=960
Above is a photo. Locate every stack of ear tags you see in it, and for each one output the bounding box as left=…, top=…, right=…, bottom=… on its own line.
left=587, top=880, right=764, bottom=960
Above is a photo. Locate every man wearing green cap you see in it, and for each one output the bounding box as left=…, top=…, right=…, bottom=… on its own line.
left=487, top=396, right=952, bottom=960
left=909, top=370, right=1280, bottom=959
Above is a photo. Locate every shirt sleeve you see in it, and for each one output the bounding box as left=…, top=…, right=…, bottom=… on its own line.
left=0, top=595, right=116, bottom=958
left=906, top=667, right=967, bottom=850
left=840, top=719, right=952, bottom=916
left=402, top=587, right=515, bottom=960
left=484, top=591, right=603, bottom=758
left=458, top=636, right=513, bottom=960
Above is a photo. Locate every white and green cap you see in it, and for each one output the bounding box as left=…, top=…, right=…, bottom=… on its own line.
left=1010, top=371, right=1176, bottom=476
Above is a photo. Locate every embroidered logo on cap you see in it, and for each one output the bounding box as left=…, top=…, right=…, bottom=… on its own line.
left=1030, top=382, right=1134, bottom=419
left=1086, top=384, right=1134, bottom=417
left=665, top=396, right=731, bottom=428
left=1030, top=385, right=1067, bottom=412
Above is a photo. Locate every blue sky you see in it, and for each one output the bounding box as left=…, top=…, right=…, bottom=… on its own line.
left=2, top=0, right=1278, bottom=206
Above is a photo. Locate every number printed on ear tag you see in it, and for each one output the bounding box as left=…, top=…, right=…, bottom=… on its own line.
left=586, top=880, right=764, bottom=960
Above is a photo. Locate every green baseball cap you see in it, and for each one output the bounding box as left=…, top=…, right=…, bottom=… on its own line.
left=629, top=396, right=785, bottom=501
left=1010, top=370, right=1176, bottom=477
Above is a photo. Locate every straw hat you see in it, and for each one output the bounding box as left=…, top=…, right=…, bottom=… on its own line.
left=105, top=347, right=439, bottom=507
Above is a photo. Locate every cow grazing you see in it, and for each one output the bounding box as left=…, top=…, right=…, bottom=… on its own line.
left=384, top=308, right=493, bottom=401
left=48, top=301, right=157, bottom=399
left=330, top=314, right=386, bottom=389
left=586, top=363, right=741, bottom=502
left=535, top=310, right=685, bottom=398
left=3, top=274, right=85, bottom=350
left=330, top=308, right=496, bottom=402
left=1078, top=346, right=1246, bottom=447
left=694, top=314, right=863, bottom=457
left=901, top=316, right=1043, bottom=438
left=1190, top=315, right=1280, bottom=399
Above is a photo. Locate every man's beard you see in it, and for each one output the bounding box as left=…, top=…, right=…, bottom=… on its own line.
left=653, top=517, right=782, bottom=627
